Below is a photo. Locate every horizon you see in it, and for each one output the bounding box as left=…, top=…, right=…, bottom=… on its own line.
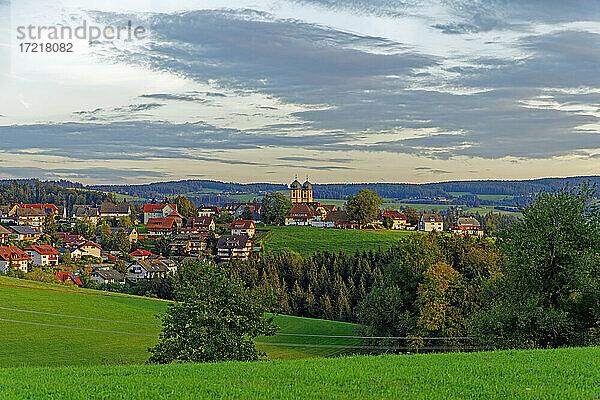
left=1, top=0, right=599, bottom=184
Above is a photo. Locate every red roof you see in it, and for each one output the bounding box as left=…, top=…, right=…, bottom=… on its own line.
left=21, top=204, right=60, bottom=213
left=0, top=246, right=31, bottom=262
left=381, top=210, right=407, bottom=220
left=129, top=249, right=155, bottom=257
left=143, top=204, right=177, bottom=213
left=230, top=220, right=255, bottom=229
left=147, top=218, right=176, bottom=230
left=78, top=240, right=102, bottom=249
left=24, top=245, right=60, bottom=255
left=287, top=204, right=317, bottom=219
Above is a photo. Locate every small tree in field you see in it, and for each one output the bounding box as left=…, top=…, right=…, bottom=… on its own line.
left=149, top=260, right=278, bottom=363
left=345, top=189, right=383, bottom=227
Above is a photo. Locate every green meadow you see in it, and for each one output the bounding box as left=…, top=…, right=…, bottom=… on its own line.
left=260, top=225, right=414, bottom=256
left=0, top=277, right=358, bottom=368
left=1, top=347, right=598, bottom=399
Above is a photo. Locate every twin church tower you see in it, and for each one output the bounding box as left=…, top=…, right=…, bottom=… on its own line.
left=290, top=176, right=313, bottom=204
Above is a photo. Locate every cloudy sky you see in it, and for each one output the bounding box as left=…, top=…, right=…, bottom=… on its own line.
left=1, top=0, right=599, bottom=184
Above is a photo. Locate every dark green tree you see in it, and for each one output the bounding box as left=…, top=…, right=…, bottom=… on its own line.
left=475, top=183, right=600, bottom=348
left=261, top=193, right=293, bottom=225
left=148, top=260, right=278, bottom=363
left=345, top=189, right=383, bottom=227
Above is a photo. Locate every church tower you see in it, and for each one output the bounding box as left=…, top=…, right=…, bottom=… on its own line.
left=290, top=176, right=302, bottom=204
left=301, top=178, right=313, bottom=203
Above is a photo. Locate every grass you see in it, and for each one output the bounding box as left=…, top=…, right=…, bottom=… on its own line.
left=260, top=225, right=413, bottom=256
left=0, top=277, right=358, bottom=368
left=0, top=347, right=598, bottom=399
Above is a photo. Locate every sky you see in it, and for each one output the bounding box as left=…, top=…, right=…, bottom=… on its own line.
left=0, top=0, right=599, bottom=184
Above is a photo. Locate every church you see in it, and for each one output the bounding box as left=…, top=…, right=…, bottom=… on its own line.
left=290, top=177, right=313, bottom=204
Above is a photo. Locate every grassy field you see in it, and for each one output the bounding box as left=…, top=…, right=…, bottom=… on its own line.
left=0, top=277, right=358, bottom=368
left=1, top=347, right=598, bottom=399
left=260, top=226, right=413, bottom=256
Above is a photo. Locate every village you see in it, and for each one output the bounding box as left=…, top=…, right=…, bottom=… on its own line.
left=0, top=178, right=485, bottom=286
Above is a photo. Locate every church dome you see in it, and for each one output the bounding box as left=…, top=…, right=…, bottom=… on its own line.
left=302, top=180, right=312, bottom=190
left=291, top=179, right=302, bottom=189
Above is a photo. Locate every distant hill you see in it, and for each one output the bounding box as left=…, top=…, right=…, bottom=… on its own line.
left=87, top=176, right=600, bottom=202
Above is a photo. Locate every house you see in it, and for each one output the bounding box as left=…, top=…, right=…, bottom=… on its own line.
left=198, top=206, right=220, bottom=217
left=285, top=204, right=317, bottom=226
left=71, top=241, right=102, bottom=260
left=230, top=220, right=256, bottom=237
left=146, top=218, right=177, bottom=236
left=72, top=205, right=100, bottom=225
left=166, top=211, right=184, bottom=228
left=90, top=268, right=125, bottom=284
left=170, top=233, right=207, bottom=256
left=451, top=217, right=484, bottom=237
left=142, top=203, right=178, bottom=224
left=99, top=202, right=132, bottom=219
left=324, top=210, right=351, bottom=229
left=8, top=225, right=42, bottom=242
left=184, top=217, right=215, bottom=233
left=233, top=203, right=262, bottom=219
left=129, top=249, right=155, bottom=261
left=217, top=234, right=253, bottom=261
left=0, top=246, right=30, bottom=273
left=105, top=227, right=138, bottom=243
left=8, top=207, right=46, bottom=229
left=24, top=244, right=60, bottom=266
left=21, top=203, right=66, bottom=219
left=0, top=225, right=10, bottom=244
left=126, top=258, right=175, bottom=282
left=57, top=232, right=87, bottom=248
left=379, top=210, right=408, bottom=230
left=419, top=213, right=444, bottom=232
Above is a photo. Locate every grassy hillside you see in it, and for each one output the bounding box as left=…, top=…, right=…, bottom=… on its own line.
left=260, top=226, right=413, bottom=256
left=1, top=347, right=598, bottom=399
left=0, top=277, right=358, bottom=368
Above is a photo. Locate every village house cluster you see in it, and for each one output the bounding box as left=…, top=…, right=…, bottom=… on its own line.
left=0, top=178, right=483, bottom=280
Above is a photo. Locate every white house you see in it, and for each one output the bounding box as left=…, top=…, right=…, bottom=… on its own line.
left=91, top=268, right=125, bottom=284
left=0, top=246, right=30, bottom=273
left=419, top=213, right=444, bottom=232
left=126, top=258, right=175, bottom=282
left=142, top=203, right=178, bottom=224
left=230, top=220, right=256, bottom=237
left=24, top=244, right=60, bottom=266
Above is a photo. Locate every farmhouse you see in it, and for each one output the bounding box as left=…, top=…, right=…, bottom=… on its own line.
left=24, top=244, right=60, bottom=266
left=21, top=203, right=66, bottom=218
left=142, top=203, right=178, bottom=224
left=0, top=246, right=30, bottom=273
left=217, top=234, right=253, bottom=261
left=146, top=218, right=177, bottom=236
left=8, top=207, right=46, bottom=229
left=451, top=217, right=484, bottom=237
left=324, top=210, right=350, bottom=229
left=9, top=225, right=42, bottom=242
left=419, top=213, right=444, bottom=232
left=126, top=258, right=175, bottom=282
left=90, top=268, right=125, bottom=284
left=99, top=202, right=132, bottom=219
left=230, top=220, right=256, bottom=237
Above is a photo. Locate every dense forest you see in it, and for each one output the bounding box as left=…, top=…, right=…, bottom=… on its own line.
left=0, top=180, right=115, bottom=213
left=86, top=176, right=600, bottom=203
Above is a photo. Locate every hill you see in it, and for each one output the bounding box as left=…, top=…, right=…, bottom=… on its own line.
left=0, top=347, right=597, bottom=399
left=0, top=277, right=358, bottom=368
left=260, top=226, right=413, bottom=256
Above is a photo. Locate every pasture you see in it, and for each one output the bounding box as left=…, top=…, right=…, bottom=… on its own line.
left=260, top=225, right=413, bottom=256
left=0, top=277, right=358, bottom=368
left=0, top=347, right=598, bottom=399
